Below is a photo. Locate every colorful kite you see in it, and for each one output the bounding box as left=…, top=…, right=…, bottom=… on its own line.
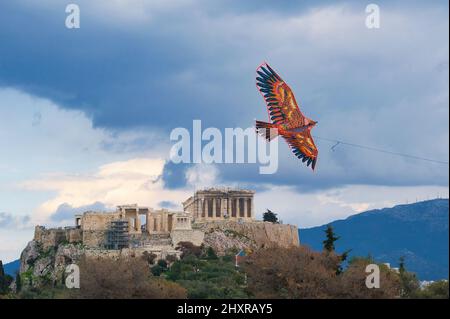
left=255, top=63, right=318, bottom=170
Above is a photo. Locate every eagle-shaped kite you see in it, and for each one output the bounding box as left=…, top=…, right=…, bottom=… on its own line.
left=255, top=63, right=318, bottom=170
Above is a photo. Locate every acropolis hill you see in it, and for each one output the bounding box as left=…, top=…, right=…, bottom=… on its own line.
left=19, top=188, right=299, bottom=284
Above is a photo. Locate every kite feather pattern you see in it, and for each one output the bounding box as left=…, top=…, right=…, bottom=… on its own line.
left=255, top=62, right=319, bottom=170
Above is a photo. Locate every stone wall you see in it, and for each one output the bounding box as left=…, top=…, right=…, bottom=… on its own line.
left=171, top=229, right=205, bottom=246
left=34, top=226, right=82, bottom=250
left=80, top=212, right=118, bottom=247
left=195, top=220, right=299, bottom=255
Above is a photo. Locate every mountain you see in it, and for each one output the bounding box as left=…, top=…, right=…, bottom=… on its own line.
left=299, top=199, right=449, bottom=281
left=3, top=259, right=20, bottom=276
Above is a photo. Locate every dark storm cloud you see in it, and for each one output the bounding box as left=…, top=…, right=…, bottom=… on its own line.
left=162, top=161, right=190, bottom=189
left=0, top=0, right=448, bottom=190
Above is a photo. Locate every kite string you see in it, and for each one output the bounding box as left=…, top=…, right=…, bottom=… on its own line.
left=312, top=135, right=449, bottom=165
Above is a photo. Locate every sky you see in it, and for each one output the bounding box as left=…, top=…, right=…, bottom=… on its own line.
left=0, top=0, right=448, bottom=262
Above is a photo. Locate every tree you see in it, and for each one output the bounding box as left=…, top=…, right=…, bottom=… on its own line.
left=176, top=242, right=202, bottom=259
left=321, top=225, right=350, bottom=274
left=242, top=246, right=341, bottom=298
left=165, top=254, right=178, bottom=266
left=142, top=251, right=157, bottom=265
left=397, top=257, right=420, bottom=298
left=399, top=256, right=406, bottom=273
left=0, top=260, right=5, bottom=294
left=242, top=247, right=401, bottom=299
left=414, top=280, right=449, bottom=299
left=335, top=257, right=401, bottom=298
left=151, top=265, right=164, bottom=276
left=15, top=272, right=22, bottom=293
left=262, top=209, right=278, bottom=223
left=205, top=247, right=218, bottom=260
left=0, top=260, right=12, bottom=295
left=323, top=225, right=339, bottom=252
left=76, top=256, right=187, bottom=299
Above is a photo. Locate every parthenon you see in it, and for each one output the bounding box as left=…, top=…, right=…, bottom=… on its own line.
left=183, top=188, right=255, bottom=222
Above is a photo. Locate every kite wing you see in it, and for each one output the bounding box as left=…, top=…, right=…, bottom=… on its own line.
left=256, top=63, right=312, bottom=129
left=282, top=129, right=318, bottom=170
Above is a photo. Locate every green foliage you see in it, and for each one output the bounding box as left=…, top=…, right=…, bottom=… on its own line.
left=165, top=254, right=177, bottom=264
left=323, top=225, right=339, bottom=252
left=21, top=270, right=34, bottom=287
left=176, top=241, right=203, bottom=259
left=262, top=209, right=278, bottom=223
left=15, top=273, right=22, bottom=293
left=413, top=280, right=449, bottom=299
left=396, top=256, right=420, bottom=298
left=0, top=260, right=11, bottom=294
left=142, top=251, right=157, bottom=265
left=157, top=259, right=168, bottom=269
left=204, top=247, right=218, bottom=260
left=40, top=247, right=56, bottom=259
left=165, top=254, right=249, bottom=299
left=151, top=265, right=164, bottom=276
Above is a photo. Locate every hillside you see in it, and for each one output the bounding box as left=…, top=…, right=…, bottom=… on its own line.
left=299, top=199, right=449, bottom=281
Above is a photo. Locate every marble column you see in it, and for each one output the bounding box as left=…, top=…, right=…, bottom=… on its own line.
left=204, top=198, right=209, bottom=219
left=221, top=198, right=227, bottom=218
left=236, top=198, right=240, bottom=218
left=135, top=210, right=141, bottom=232
left=243, top=198, right=248, bottom=219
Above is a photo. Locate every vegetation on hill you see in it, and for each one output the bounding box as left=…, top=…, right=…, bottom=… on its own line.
left=1, top=224, right=448, bottom=299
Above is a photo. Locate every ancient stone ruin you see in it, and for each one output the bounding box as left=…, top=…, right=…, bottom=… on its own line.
left=32, top=188, right=299, bottom=258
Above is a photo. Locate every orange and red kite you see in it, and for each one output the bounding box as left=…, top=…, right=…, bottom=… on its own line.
left=255, top=63, right=318, bottom=170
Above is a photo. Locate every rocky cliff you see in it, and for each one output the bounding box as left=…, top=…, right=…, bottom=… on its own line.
left=196, top=220, right=299, bottom=255
left=18, top=241, right=85, bottom=289
left=17, top=220, right=299, bottom=288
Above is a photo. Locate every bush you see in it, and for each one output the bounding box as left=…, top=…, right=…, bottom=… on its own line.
left=413, top=280, right=449, bottom=299
left=75, top=256, right=186, bottom=298
left=141, top=251, right=157, bottom=265
left=165, top=254, right=249, bottom=298
left=242, top=247, right=402, bottom=299
left=176, top=242, right=202, bottom=259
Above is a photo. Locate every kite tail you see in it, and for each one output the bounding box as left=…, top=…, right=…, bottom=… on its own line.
left=256, top=120, right=279, bottom=141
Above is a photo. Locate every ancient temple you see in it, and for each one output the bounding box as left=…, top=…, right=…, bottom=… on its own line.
left=182, top=188, right=255, bottom=222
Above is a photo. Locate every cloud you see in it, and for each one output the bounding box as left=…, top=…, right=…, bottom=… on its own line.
left=0, top=212, right=31, bottom=230
left=51, top=201, right=111, bottom=222
left=0, top=0, right=448, bottom=262
left=255, top=184, right=449, bottom=228
left=158, top=201, right=179, bottom=209
left=21, top=157, right=192, bottom=225
left=0, top=1, right=447, bottom=191
left=185, top=164, right=220, bottom=189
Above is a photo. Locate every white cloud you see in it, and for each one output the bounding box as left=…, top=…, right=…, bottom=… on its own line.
left=0, top=87, right=169, bottom=214
left=255, top=184, right=449, bottom=228
left=21, top=157, right=192, bottom=225
left=185, top=163, right=220, bottom=189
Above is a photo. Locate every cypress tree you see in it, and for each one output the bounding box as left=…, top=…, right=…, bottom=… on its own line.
left=323, top=225, right=339, bottom=252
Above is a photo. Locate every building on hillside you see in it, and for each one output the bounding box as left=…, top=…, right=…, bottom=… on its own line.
left=182, top=188, right=255, bottom=222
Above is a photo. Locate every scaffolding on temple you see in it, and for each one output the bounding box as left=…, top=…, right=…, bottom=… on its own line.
left=106, top=219, right=129, bottom=249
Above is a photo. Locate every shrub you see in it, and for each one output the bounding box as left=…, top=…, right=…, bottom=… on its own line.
left=75, top=256, right=186, bottom=298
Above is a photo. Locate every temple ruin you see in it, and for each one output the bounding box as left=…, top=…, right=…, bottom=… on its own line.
left=183, top=188, right=255, bottom=222
left=35, top=188, right=256, bottom=251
